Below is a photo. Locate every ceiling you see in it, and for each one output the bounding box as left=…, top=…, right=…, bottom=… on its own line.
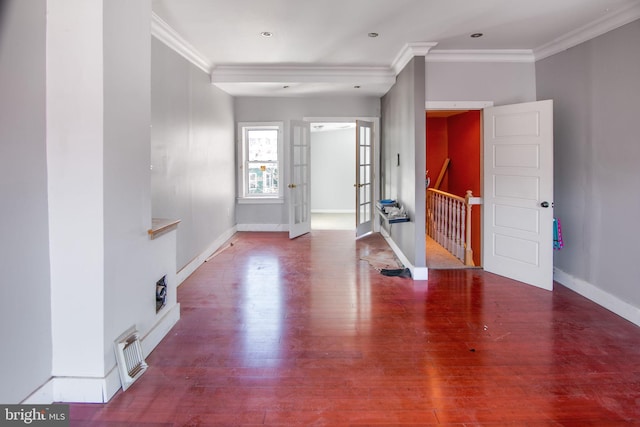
left=151, top=0, right=640, bottom=96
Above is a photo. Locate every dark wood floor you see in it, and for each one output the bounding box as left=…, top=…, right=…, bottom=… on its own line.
left=70, top=231, right=640, bottom=426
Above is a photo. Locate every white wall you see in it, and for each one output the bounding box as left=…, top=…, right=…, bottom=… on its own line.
left=311, top=128, right=355, bottom=213
left=45, top=0, right=180, bottom=403
left=426, top=61, right=536, bottom=105
left=234, top=96, right=380, bottom=228
left=103, top=0, right=171, bottom=381
left=536, top=20, right=640, bottom=324
left=0, top=0, right=53, bottom=404
left=151, top=38, right=236, bottom=271
left=47, top=0, right=107, bottom=382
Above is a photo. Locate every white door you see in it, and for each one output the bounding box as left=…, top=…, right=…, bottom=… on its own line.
left=355, top=120, right=374, bottom=238
left=483, top=100, right=554, bottom=290
left=289, top=120, right=311, bottom=239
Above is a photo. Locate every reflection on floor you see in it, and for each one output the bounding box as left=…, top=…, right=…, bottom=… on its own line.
left=426, top=235, right=468, bottom=269
left=69, top=230, right=640, bottom=425
left=311, top=212, right=355, bottom=230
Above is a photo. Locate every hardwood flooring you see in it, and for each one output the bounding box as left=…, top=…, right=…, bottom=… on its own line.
left=70, top=231, right=640, bottom=426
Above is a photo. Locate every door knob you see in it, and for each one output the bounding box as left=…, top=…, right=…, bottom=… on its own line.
left=288, top=183, right=297, bottom=189
left=540, top=201, right=550, bottom=208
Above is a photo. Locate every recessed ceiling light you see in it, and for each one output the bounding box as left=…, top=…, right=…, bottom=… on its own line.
left=260, top=31, right=273, bottom=37
left=470, top=33, right=483, bottom=38
left=368, top=32, right=379, bottom=38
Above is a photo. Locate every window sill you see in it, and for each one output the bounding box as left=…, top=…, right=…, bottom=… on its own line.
left=237, top=197, right=284, bottom=205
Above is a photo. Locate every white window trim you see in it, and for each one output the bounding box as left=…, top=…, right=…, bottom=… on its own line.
left=237, top=121, right=284, bottom=203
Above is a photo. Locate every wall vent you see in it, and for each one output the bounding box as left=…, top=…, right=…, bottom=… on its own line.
left=114, top=327, right=148, bottom=391
left=156, top=275, right=167, bottom=313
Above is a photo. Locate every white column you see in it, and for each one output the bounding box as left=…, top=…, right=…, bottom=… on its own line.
left=47, top=0, right=106, bottom=386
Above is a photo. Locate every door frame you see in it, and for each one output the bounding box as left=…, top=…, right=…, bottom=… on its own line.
left=424, top=101, right=493, bottom=268
left=305, top=116, right=381, bottom=233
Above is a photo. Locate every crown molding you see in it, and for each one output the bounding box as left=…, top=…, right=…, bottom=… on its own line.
left=534, top=3, right=640, bottom=61
left=210, top=65, right=396, bottom=85
left=151, top=12, right=213, bottom=73
left=391, top=42, right=438, bottom=74
left=427, top=49, right=535, bottom=63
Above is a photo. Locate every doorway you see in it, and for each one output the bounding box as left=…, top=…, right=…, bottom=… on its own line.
left=310, top=122, right=356, bottom=230
left=425, top=109, right=482, bottom=268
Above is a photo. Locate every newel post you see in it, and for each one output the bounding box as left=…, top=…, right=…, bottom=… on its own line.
left=464, top=190, right=475, bottom=266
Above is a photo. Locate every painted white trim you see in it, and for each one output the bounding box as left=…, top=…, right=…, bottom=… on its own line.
left=380, top=228, right=429, bottom=280
left=304, top=116, right=381, bottom=233
left=425, top=101, right=494, bottom=110
left=236, top=223, right=288, bottom=232
left=22, top=363, right=120, bottom=404
left=392, top=42, right=438, bottom=75
left=237, top=121, right=285, bottom=201
left=554, top=267, right=640, bottom=327
left=21, top=381, right=54, bottom=405
left=211, top=65, right=395, bottom=85
left=427, top=49, right=534, bottom=63
left=141, top=303, right=181, bottom=359
left=176, top=226, right=237, bottom=286
left=151, top=12, right=212, bottom=74
left=535, top=3, right=640, bottom=61
left=311, top=209, right=356, bottom=214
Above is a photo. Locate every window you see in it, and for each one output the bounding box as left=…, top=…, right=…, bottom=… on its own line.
left=238, top=122, right=283, bottom=201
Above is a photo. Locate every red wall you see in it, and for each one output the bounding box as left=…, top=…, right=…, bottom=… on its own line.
left=425, top=117, right=449, bottom=192
left=448, top=111, right=481, bottom=196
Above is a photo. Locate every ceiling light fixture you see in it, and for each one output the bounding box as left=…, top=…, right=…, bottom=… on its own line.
left=368, top=32, right=379, bottom=38
left=260, top=31, right=273, bottom=37
left=470, top=33, right=483, bottom=38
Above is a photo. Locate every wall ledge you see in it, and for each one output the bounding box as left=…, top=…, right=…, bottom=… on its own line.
left=148, top=218, right=180, bottom=240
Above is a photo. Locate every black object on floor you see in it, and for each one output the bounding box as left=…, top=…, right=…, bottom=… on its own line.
left=380, top=268, right=412, bottom=278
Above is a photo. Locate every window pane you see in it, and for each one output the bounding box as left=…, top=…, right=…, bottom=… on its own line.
left=247, top=129, right=278, bottom=161
left=247, top=162, right=279, bottom=195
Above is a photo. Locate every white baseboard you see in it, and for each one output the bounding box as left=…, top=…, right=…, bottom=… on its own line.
left=141, top=302, right=180, bottom=359
left=554, top=267, right=640, bottom=327
left=311, top=209, right=356, bottom=214
left=236, top=223, right=288, bottom=232
left=22, top=303, right=182, bottom=404
left=22, top=367, right=120, bottom=404
left=21, top=380, right=54, bottom=405
left=176, top=226, right=237, bottom=286
left=380, top=229, right=428, bottom=280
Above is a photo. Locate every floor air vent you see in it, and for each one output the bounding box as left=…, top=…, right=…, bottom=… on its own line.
left=114, top=327, right=148, bottom=391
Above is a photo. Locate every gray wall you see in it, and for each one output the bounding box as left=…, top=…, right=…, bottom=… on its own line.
left=151, top=39, right=236, bottom=270
left=234, top=96, right=380, bottom=226
left=311, top=128, right=355, bottom=212
left=0, top=0, right=52, bottom=403
left=536, top=20, right=640, bottom=309
left=381, top=57, right=426, bottom=269
left=427, top=61, right=536, bottom=105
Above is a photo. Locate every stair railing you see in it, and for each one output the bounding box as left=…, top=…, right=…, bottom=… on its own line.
left=426, top=189, right=481, bottom=266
